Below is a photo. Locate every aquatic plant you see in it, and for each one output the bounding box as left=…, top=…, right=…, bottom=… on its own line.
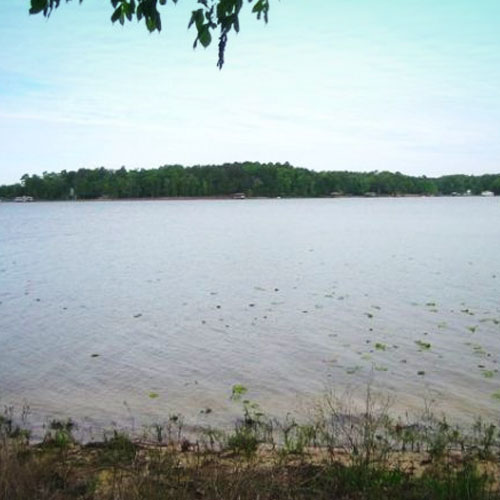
left=231, top=384, right=248, bottom=401
left=415, top=340, right=432, bottom=350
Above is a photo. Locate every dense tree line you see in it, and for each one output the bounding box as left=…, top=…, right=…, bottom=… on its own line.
left=1, top=162, right=500, bottom=200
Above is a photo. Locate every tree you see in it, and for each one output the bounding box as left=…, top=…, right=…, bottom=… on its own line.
left=491, top=177, right=500, bottom=195
left=29, top=0, right=270, bottom=68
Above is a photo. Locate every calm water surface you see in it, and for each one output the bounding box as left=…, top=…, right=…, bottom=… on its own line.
left=1, top=198, right=499, bottom=432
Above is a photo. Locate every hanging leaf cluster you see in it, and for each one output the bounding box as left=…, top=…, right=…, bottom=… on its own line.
left=29, top=0, right=270, bottom=68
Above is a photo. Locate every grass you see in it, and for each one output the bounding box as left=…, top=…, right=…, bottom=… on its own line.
left=1, top=391, right=499, bottom=499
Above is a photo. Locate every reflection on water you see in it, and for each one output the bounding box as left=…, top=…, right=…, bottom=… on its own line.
left=0, top=197, right=499, bottom=430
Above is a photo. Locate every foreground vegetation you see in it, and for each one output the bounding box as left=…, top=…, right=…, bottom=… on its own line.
left=1, top=162, right=500, bottom=200
left=1, top=389, right=499, bottom=499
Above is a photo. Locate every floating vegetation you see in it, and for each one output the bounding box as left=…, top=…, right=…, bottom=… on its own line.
left=425, top=302, right=436, bottom=307
left=374, top=342, right=387, bottom=351
left=437, top=321, right=448, bottom=329
left=345, top=365, right=362, bottom=375
left=491, top=391, right=500, bottom=401
left=472, top=344, right=487, bottom=356
left=461, top=308, right=475, bottom=316
left=148, top=392, right=159, bottom=399
left=467, top=326, right=478, bottom=333
left=231, top=384, right=248, bottom=401
left=323, top=358, right=337, bottom=365
left=482, top=370, right=495, bottom=379
left=361, top=353, right=372, bottom=360
left=415, top=340, right=431, bottom=351
left=375, top=365, right=388, bottom=372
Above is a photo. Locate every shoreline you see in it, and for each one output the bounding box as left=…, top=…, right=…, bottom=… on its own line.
left=2, top=193, right=498, bottom=203
left=2, top=395, right=499, bottom=499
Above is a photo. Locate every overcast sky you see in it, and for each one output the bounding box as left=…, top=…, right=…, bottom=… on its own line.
left=1, top=0, right=499, bottom=184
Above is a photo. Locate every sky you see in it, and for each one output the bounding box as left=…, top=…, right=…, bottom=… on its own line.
left=0, top=0, right=500, bottom=184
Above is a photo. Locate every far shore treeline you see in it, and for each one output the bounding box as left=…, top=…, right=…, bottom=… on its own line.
left=1, top=162, right=500, bottom=200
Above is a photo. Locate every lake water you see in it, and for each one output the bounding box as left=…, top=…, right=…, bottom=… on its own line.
left=1, top=198, right=499, bottom=434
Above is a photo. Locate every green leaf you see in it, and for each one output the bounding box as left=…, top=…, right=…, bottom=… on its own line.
left=146, top=17, right=156, bottom=32
left=136, top=3, right=143, bottom=20
left=111, top=7, right=121, bottom=23
left=198, top=26, right=212, bottom=48
left=30, top=0, right=47, bottom=15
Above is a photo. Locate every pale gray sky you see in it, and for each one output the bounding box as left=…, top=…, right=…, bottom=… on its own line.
left=1, top=0, right=499, bottom=184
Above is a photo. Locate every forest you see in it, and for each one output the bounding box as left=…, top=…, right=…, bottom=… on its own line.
left=1, top=162, right=500, bottom=200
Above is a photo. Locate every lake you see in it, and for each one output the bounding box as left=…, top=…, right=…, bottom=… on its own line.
left=1, top=197, right=499, bottom=434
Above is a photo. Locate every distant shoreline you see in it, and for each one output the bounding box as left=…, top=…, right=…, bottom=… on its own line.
left=2, top=163, right=499, bottom=201
left=2, top=193, right=497, bottom=203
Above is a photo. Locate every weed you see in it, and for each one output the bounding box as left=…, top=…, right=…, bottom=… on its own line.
left=231, top=384, right=248, bottom=401
left=43, top=419, right=75, bottom=449
left=98, top=430, right=137, bottom=465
